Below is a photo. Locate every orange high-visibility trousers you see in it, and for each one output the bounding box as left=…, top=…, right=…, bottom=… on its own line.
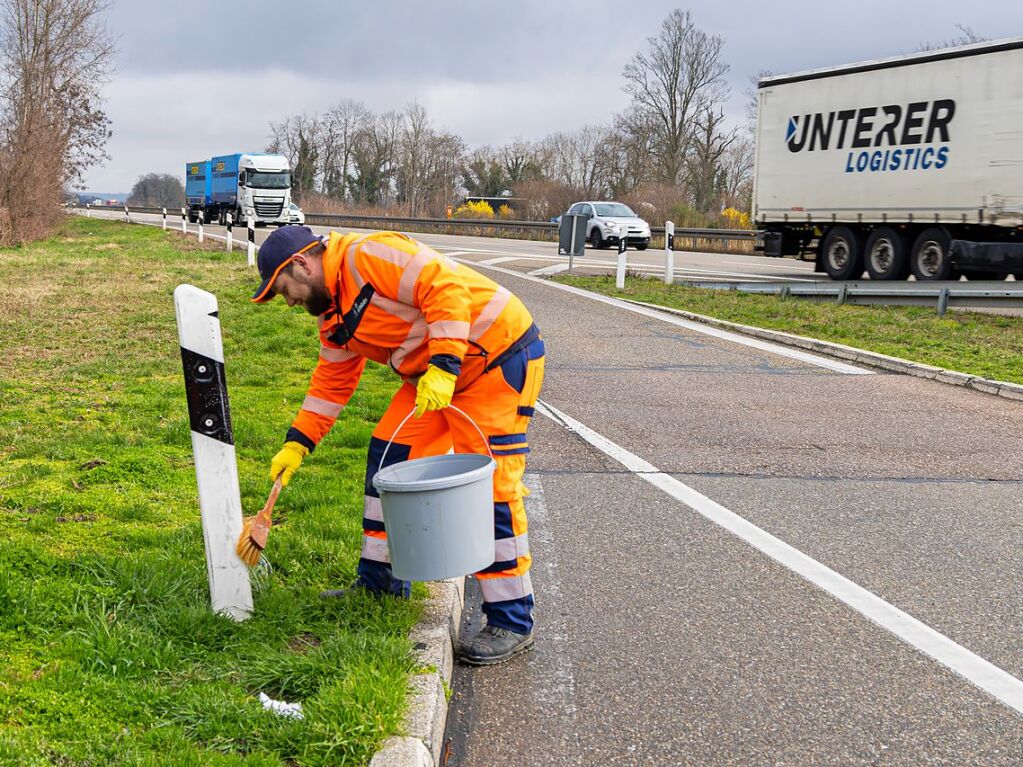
left=358, top=334, right=545, bottom=633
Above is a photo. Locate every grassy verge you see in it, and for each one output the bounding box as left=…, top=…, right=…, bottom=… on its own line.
left=555, top=275, right=1023, bottom=385
left=0, top=217, right=422, bottom=766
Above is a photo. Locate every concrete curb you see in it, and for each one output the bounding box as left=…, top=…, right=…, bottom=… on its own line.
left=623, top=298, right=1023, bottom=403
left=369, top=577, right=465, bottom=767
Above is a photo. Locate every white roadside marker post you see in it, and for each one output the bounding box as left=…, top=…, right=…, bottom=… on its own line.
left=173, top=284, right=254, bottom=621
left=124, top=204, right=130, bottom=224
left=664, top=220, right=675, bottom=285
left=162, top=207, right=167, bottom=230
left=616, top=230, right=627, bottom=289
left=86, top=203, right=91, bottom=217
left=247, top=217, right=256, bottom=267
left=181, top=207, right=187, bottom=233
left=197, top=214, right=204, bottom=244
left=226, top=213, right=233, bottom=252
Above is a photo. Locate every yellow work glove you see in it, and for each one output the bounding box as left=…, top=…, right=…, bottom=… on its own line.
left=270, top=441, right=309, bottom=486
left=414, top=364, right=458, bottom=418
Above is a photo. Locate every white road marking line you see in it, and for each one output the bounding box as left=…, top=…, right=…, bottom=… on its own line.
left=535, top=399, right=1023, bottom=718
left=479, top=256, right=520, bottom=265
left=457, top=258, right=869, bottom=375
left=528, top=263, right=570, bottom=277
left=523, top=473, right=578, bottom=719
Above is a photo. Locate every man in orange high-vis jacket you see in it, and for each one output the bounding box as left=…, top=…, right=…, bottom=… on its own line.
left=252, top=225, right=544, bottom=665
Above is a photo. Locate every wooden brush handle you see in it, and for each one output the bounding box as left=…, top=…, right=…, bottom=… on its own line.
left=260, top=475, right=283, bottom=519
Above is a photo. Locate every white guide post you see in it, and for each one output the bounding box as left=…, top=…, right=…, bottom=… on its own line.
left=226, top=213, right=233, bottom=252
left=181, top=207, right=187, bottom=233
left=616, top=233, right=627, bottom=290
left=247, top=217, right=256, bottom=267
left=197, top=215, right=204, bottom=244
left=162, top=207, right=167, bottom=230
left=173, top=284, right=253, bottom=621
left=664, top=220, right=675, bottom=285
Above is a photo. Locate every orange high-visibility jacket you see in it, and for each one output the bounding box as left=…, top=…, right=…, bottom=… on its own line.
left=286, top=231, right=536, bottom=449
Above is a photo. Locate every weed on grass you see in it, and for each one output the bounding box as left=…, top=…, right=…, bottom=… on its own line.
left=0, top=217, right=420, bottom=765
left=557, top=274, right=1023, bottom=384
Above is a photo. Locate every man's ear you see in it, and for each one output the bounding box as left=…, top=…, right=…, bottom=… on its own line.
left=291, top=254, right=314, bottom=275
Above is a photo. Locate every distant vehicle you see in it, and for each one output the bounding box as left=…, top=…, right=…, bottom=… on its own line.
left=287, top=202, right=305, bottom=225
left=755, top=37, right=1023, bottom=280
left=565, top=201, right=651, bottom=250
left=184, top=153, right=292, bottom=227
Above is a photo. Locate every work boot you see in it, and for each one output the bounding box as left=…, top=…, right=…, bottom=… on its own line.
left=458, top=624, right=534, bottom=666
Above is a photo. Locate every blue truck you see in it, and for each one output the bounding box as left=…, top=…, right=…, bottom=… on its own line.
left=184, top=152, right=292, bottom=226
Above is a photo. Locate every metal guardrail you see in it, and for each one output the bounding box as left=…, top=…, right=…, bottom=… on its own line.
left=678, top=278, right=1023, bottom=315
left=79, top=204, right=761, bottom=249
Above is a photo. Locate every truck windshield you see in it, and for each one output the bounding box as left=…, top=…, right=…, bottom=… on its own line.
left=245, top=171, right=290, bottom=189
left=594, top=203, right=636, bottom=217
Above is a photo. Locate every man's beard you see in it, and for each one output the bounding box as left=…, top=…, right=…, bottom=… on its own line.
left=304, top=284, right=333, bottom=317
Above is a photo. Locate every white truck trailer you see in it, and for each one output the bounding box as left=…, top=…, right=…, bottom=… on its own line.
left=754, top=38, right=1023, bottom=280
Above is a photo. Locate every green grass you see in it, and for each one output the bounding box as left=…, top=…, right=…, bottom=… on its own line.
left=556, top=274, right=1023, bottom=384
left=0, top=217, right=423, bottom=766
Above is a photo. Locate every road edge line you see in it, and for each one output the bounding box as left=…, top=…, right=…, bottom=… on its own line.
left=535, top=398, right=1023, bottom=718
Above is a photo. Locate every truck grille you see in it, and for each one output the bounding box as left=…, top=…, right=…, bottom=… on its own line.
left=254, top=201, right=283, bottom=218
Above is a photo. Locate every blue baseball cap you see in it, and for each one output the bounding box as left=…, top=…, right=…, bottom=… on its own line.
left=251, top=225, right=324, bottom=303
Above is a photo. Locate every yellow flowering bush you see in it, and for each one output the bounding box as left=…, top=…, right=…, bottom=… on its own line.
left=721, top=207, right=751, bottom=229
left=453, top=200, right=495, bottom=219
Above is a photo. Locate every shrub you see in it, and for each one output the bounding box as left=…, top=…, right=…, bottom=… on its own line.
left=497, top=204, right=516, bottom=219
left=721, top=206, right=752, bottom=229
left=452, top=200, right=494, bottom=219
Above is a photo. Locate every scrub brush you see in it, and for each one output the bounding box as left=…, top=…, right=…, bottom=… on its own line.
left=236, top=475, right=283, bottom=567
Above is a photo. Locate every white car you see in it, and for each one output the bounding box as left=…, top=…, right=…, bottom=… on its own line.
left=286, top=203, right=305, bottom=225
left=566, top=201, right=651, bottom=250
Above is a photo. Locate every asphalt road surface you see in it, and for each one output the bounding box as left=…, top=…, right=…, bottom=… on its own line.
left=86, top=210, right=1023, bottom=765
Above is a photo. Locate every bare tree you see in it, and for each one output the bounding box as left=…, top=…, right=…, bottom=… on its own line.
left=0, top=0, right=114, bottom=244
left=621, top=9, right=729, bottom=187
left=267, top=112, right=321, bottom=195
left=127, top=172, right=184, bottom=208
left=718, top=134, right=755, bottom=212
left=687, top=106, right=736, bottom=214
left=319, top=99, right=368, bottom=199
left=917, top=24, right=987, bottom=52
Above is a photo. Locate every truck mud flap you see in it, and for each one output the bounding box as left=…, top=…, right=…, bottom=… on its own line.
left=950, top=240, right=1023, bottom=272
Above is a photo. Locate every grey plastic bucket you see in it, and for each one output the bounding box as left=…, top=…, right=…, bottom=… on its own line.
left=373, top=452, right=496, bottom=581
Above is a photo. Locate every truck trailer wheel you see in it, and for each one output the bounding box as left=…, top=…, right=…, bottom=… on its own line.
left=910, top=227, right=953, bottom=281
left=822, top=226, right=863, bottom=280
left=865, top=227, right=909, bottom=281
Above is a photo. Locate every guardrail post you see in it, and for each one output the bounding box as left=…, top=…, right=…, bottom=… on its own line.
left=837, top=283, right=848, bottom=305
left=616, top=235, right=627, bottom=290
left=124, top=204, right=130, bottom=224
left=181, top=207, right=187, bottom=233
left=162, top=207, right=167, bottom=230
left=247, top=217, right=255, bottom=267
left=664, top=220, right=675, bottom=285
left=937, top=286, right=950, bottom=316
left=197, top=213, right=204, bottom=244
left=226, top=213, right=233, bottom=252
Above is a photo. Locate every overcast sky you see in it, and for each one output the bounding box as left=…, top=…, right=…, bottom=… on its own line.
left=83, top=0, right=1023, bottom=192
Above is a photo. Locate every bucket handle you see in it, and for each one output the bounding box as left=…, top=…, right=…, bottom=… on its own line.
left=378, top=405, right=494, bottom=471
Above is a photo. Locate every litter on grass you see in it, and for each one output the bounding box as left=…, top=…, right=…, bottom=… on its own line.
left=258, top=692, right=304, bottom=720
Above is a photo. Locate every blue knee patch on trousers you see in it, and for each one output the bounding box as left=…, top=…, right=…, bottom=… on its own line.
left=494, top=502, right=514, bottom=539
left=365, top=436, right=411, bottom=498
left=357, top=558, right=410, bottom=597
left=483, top=595, right=534, bottom=634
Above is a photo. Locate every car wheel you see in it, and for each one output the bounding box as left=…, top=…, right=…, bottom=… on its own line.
left=635, top=240, right=649, bottom=251
left=590, top=227, right=604, bottom=249
left=910, top=227, right=953, bottom=281
left=864, top=227, right=909, bottom=280
left=821, top=226, right=863, bottom=280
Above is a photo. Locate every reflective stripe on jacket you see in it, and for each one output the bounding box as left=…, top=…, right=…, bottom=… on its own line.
left=288, top=231, right=534, bottom=448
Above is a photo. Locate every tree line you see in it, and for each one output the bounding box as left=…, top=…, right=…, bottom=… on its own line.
left=267, top=10, right=755, bottom=227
